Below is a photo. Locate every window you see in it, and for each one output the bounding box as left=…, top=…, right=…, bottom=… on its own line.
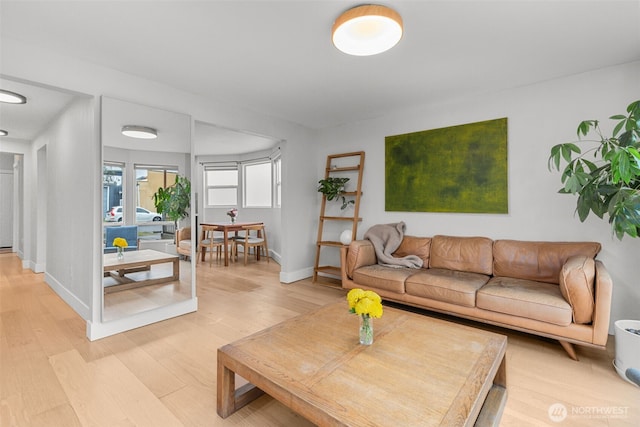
left=205, top=167, right=238, bottom=206
left=134, top=164, right=178, bottom=223
left=103, top=162, right=124, bottom=223
left=243, top=161, right=272, bottom=208
left=273, top=156, right=281, bottom=207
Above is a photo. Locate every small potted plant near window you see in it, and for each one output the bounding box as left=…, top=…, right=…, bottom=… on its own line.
left=548, top=99, right=639, bottom=386
left=317, top=177, right=354, bottom=210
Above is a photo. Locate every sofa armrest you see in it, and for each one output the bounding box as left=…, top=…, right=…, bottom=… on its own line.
left=592, top=260, right=613, bottom=346
left=341, top=240, right=377, bottom=279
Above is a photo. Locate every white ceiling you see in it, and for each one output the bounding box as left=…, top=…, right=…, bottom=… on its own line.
left=0, top=78, right=77, bottom=141
left=1, top=1, right=639, bottom=149
left=101, top=96, right=191, bottom=153
left=194, top=121, right=281, bottom=156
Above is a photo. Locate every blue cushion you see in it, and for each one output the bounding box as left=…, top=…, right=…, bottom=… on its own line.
left=104, top=225, right=138, bottom=253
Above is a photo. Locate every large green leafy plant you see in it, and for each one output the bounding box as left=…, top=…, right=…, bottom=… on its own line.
left=548, top=100, right=640, bottom=239
left=153, top=175, right=191, bottom=229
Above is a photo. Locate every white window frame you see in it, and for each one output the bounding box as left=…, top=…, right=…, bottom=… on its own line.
left=273, top=156, right=281, bottom=208
left=242, top=160, right=272, bottom=208
left=103, top=161, right=125, bottom=222
left=205, top=165, right=239, bottom=207
left=134, top=164, right=179, bottom=223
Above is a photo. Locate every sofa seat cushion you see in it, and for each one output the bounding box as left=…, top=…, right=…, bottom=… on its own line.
left=405, top=268, right=489, bottom=307
left=352, top=265, right=420, bottom=293
left=477, top=277, right=572, bottom=326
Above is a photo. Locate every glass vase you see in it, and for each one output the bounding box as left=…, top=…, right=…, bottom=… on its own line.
left=359, top=315, right=374, bottom=345
left=117, top=246, right=124, bottom=260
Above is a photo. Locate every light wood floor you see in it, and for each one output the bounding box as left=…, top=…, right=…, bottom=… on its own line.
left=1, top=253, right=637, bottom=426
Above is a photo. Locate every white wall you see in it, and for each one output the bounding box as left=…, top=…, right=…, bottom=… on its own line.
left=30, top=97, right=98, bottom=319
left=315, top=61, right=640, bottom=331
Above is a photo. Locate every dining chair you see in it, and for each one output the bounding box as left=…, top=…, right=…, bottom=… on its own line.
left=200, top=225, right=225, bottom=265
left=234, top=224, right=270, bottom=265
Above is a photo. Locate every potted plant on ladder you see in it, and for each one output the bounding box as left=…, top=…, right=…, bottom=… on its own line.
left=317, top=177, right=354, bottom=210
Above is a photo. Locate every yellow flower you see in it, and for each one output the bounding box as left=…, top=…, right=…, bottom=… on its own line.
left=113, top=237, right=128, bottom=248
left=363, top=290, right=381, bottom=303
left=346, top=288, right=383, bottom=318
left=347, top=288, right=365, bottom=309
left=368, top=302, right=383, bottom=318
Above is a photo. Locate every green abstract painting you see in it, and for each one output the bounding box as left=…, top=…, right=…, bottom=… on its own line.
left=385, top=118, right=508, bottom=213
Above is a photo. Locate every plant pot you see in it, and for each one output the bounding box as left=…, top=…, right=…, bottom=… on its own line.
left=613, top=319, right=640, bottom=387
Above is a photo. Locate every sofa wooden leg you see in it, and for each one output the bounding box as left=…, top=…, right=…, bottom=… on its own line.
left=559, top=340, right=579, bottom=361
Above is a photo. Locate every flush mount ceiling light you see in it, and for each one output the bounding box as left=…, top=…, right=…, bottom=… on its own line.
left=0, top=129, right=8, bottom=137
left=332, top=4, right=403, bottom=56
left=0, top=89, right=27, bottom=104
left=121, top=125, right=157, bottom=139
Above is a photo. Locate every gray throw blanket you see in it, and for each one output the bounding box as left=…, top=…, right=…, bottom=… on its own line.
left=363, top=222, right=423, bottom=268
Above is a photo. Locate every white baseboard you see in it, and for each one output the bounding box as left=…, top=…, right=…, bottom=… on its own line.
left=269, top=249, right=282, bottom=264
left=45, top=272, right=91, bottom=320
left=26, top=259, right=45, bottom=273
left=280, top=266, right=314, bottom=284
left=87, top=298, right=198, bottom=340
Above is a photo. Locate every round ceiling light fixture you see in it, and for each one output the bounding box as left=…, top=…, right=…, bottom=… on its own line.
left=121, top=125, right=158, bottom=139
left=0, top=89, right=27, bottom=104
left=332, top=4, right=403, bottom=56
left=0, top=129, right=8, bottom=137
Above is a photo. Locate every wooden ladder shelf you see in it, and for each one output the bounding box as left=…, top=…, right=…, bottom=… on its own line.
left=313, top=151, right=365, bottom=282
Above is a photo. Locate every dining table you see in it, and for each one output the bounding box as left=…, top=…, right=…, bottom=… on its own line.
left=200, top=221, right=263, bottom=266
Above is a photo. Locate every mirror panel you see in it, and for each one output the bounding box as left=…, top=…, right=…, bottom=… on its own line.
left=101, top=96, right=193, bottom=322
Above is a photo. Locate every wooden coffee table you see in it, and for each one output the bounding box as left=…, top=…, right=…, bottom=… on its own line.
left=103, top=249, right=179, bottom=293
left=217, top=302, right=507, bottom=426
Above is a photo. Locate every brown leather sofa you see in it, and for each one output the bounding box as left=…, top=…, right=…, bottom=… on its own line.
left=340, top=235, right=613, bottom=360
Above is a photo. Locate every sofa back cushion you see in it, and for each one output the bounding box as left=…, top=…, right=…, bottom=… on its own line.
left=393, top=236, right=431, bottom=267
left=429, top=235, right=494, bottom=275
left=493, top=240, right=601, bottom=284
left=559, top=255, right=596, bottom=324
